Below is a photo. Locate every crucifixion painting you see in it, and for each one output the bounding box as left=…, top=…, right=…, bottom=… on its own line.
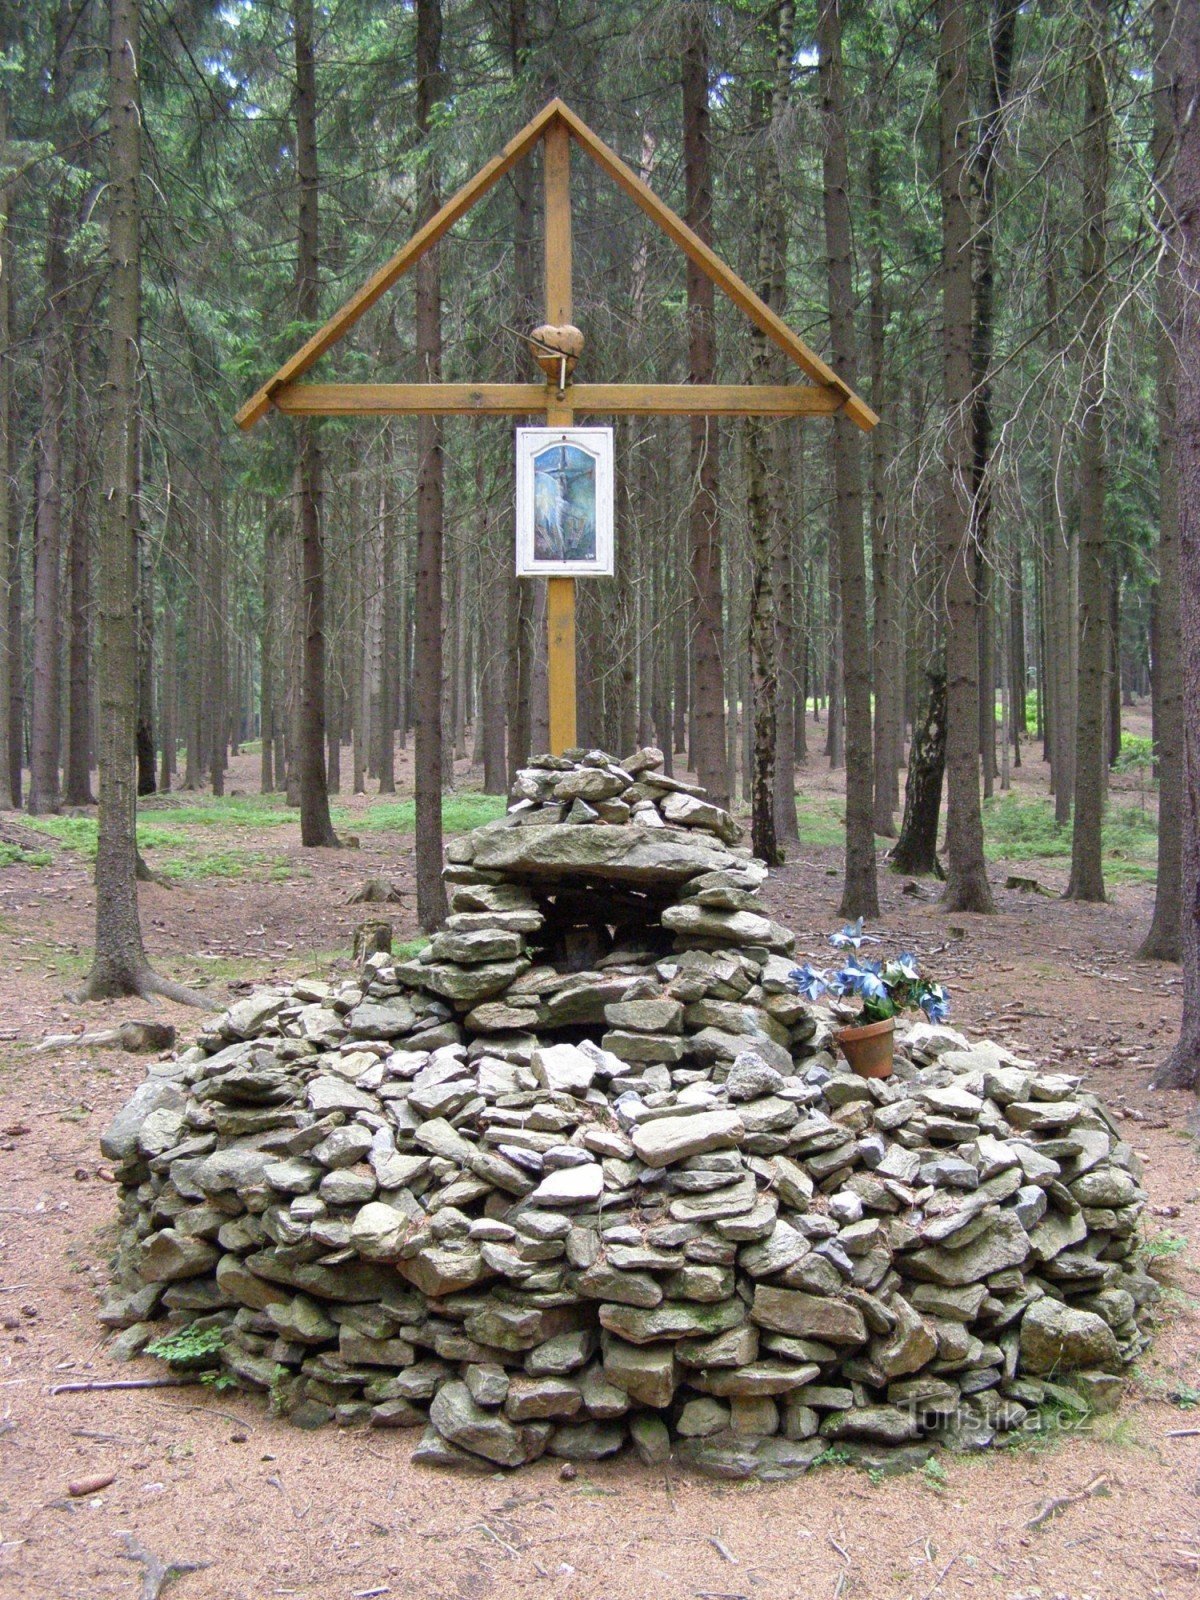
left=535, top=443, right=595, bottom=561
left=516, top=426, right=614, bottom=576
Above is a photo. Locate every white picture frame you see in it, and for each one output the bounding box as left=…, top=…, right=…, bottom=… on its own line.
left=515, top=425, right=614, bottom=577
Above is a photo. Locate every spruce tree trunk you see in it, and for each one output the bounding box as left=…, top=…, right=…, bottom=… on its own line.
left=413, top=0, right=448, bottom=927
left=377, top=441, right=398, bottom=795
left=182, top=507, right=200, bottom=791
left=81, top=0, right=199, bottom=1005
left=207, top=437, right=226, bottom=798
left=819, top=0, right=878, bottom=918
left=937, top=0, right=994, bottom=913
left=867, top=143, right=899, bottom=837
left=1142, top=0, right=1183, bottom=962
left=971, top=1, right=1018, bottom=801
left=293, top=0, right=337, bottom=847
left=825, top=528, right=843, bottom=768
left=29, top=3, right=77, bottom=817
left=1066, top=0, right=1111, bottom=903
left=1010, top=550, right=1026, bottom=760
left=773, top=474, right=799, bottom=842
left=0, top=75, right=10, bottom=812
left=135, top=498, right=156, bottom=796
left=745, top=0, right=794, bottom=867
left=158, top=603, right=175, bottom=793
left=890, top=670, right=946, bottom=878
left=260, top=510, right=276, bottom=792
left=1152, top=0, right=1199, bottom=1093
left=65, top=394, right=94, bottom=804
left=6, top=482, right=20, bottom=809
left=682, top=9, right=728, bottom=808
left=84, top=0, right=144, bottom=990
left=30, top=255, right=65, bottom=815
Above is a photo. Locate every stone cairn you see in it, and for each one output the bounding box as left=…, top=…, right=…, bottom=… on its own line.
left=102, top=749, right=1157, bottom=1478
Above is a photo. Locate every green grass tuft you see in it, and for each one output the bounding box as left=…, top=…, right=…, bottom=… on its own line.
left=0, top=842, right=53, bottom=868
left=981, top=794, right=1157, bottom=883
left=339, top=793, right=507, bottom=835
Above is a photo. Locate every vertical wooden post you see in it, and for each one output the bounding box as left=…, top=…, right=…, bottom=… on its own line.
left=543, top=117, right=576, bottom=755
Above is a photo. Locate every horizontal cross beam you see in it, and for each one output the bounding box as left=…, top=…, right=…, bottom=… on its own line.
left=271, top=381, right=845, bottom=418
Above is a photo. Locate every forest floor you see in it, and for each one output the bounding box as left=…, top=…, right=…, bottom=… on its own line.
left=0, top=708, right=1197, bottom=1600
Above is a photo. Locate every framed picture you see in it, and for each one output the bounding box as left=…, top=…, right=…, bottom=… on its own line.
left=515, top=426, right=614, bottom=577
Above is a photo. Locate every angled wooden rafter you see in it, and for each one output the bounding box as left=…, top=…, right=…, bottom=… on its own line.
left=235, top=98, right=878, bottom=433
left=234, top=99, right=561, bottom=429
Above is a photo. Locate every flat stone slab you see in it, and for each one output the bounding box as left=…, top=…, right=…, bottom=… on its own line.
left=470, top=823, right=738, bottom=885
left=632, top=1110, right=745, bottom=1169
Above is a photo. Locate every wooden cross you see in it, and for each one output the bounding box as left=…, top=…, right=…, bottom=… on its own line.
left=542, top=119, right=576, bottom=752
left=235, top=99, right=877, bottom=756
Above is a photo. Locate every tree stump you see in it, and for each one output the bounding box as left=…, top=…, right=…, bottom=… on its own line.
left=346, top=878, right=405, bottom=904
left=353, top=920, right=393, bottom=965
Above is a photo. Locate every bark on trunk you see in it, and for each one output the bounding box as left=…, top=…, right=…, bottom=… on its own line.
left=819, top=0, right=878, bottom=918
left=867, top=142, right=899, bottom=836
left=135, top=491, right=155, bottom=795
left=158, top=602, right=174, bottom=793
left=1153, top=0, right=1199, bottom=1092
left=1142, top=0, right=1183, bottom=962
left=377, top=440, right=398, bottom=795
left=937, top=0, right=994, bottom=912
left=30, top=244, right=65, bottom=815
left=971, top=1, right=1018, bottom=801
left=890, top=670, right=947, bottom=879
left=81, top=0, right=199, bottom=1005
left=65, top=391, right=94, bottom=804
left=260, top=509, right=276, bottom=792
left=293, top=0, right=337, bottom=847
left=413, top=0, right=448, bottom=928
left=683, top=9, right=728, bottom=808
left=1066, top=0, right=1111, bottom=903
left=745, top=0, right=794, bottom=867
left=0, top=77, right=12, bottom=810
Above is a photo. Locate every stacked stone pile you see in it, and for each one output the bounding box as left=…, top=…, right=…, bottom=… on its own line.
left=101, top=749, right=1156, bottom=1479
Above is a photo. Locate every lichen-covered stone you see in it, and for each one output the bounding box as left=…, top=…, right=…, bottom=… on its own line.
left=1019, top=1296, right=1122, bottom=1374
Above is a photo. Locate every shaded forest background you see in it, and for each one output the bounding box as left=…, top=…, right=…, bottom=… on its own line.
left=0, top=1, right=1186, bottom=976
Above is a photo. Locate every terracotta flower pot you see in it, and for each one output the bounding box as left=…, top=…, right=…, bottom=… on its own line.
left=834, top=1015, right=895, bottom=1078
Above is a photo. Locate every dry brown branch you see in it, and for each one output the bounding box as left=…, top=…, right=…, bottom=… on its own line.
left=1025, top=1472, right=1112, bottom=1530
left=117, top=1533, right=210, bottom=1600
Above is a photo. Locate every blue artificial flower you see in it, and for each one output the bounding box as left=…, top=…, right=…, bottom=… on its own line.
left=893, top=952, right=920, bottom=981
left=856, top=968, right=890, bottom=1003
left=833, top=960, right=879, bottom=999
left=789, top=963, right=829, bottom=1002
left=919, top=984, right=950, bottom=1024
left=829, top=918, right=866, bottom=951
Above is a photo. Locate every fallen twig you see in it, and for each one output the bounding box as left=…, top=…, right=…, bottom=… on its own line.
left=920, top=1553, right=958, bottom=1600
left=1025, top=1472, right=1111, bottom=1531
left=164, top=1401, right=254, bottom=1431
left=50, top=1377, right=191, bottom=1396
left=1166, top=1428, right=1200, bottom=1439
left=694, top=1592, right=749, bottom=1600
left=117, top=1534, right=209, bottom=1600
left=470, top=1523, right=521, bottom=1560
left=708, top=1536, right=737, bottom=1564
left=828, top=1535, right=850, bottom=1563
